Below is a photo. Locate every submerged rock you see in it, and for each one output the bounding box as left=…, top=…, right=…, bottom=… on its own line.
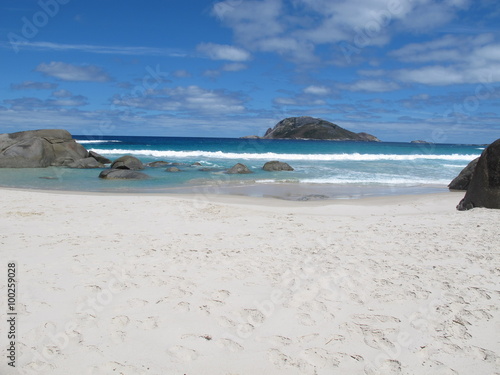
left=457, top=139, right=500, bottom=210
left=67, top=157, right=105, bottom=169
left=448, top=158, right=479, bottom=190
left=147, top=161, right=171, bottom=167
left=262, top=161, right=294, bottom=171
left=111, top=155, right=144, bottom=170
left=226, top=163, right=253, bottom=174
left=99, top=169, right=150, bottom=180
left=165, top=167, right=181, bottom=172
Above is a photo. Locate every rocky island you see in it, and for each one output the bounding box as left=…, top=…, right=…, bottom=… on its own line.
left=243, top=116, right=380, bottom=141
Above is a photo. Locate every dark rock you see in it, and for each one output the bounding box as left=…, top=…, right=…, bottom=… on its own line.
left=226, top=163, right=253, bottom=174
left=262, top=117, right=379, bottom=141
left=98, top=169, right=150, bottom=180
left=0, top=129, right=89, bottom=168
left=111, top=155, right=144, bottom=170
left=297, top=194, right=330, bottom=201
left=263, top=161, right=294, bottom=171
left=67, top=157, right=105, bottom=169
left=457, top=139, right=500, bottom=210
left=448, top=158, right=479, bottom=190
left=191, top=162, right=202, bottom=166
left=165, top=167, right=181, bottom=172
left=89, top=150, right=111, bottom=164
left=147, top=161, right=171, bottom=167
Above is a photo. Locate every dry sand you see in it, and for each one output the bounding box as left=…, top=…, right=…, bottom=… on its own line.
left=0, top=188, right=499, bottom=375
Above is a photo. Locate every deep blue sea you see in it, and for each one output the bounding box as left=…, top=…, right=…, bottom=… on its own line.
left=0, top=135, right=484, bottom=199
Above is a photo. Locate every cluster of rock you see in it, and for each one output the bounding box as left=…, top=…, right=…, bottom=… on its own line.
left=243, top=116, right=380, bottom=142
left=449, top=139, right=500, bottom=210
left=0, top=129, right=110, bottom=168
left=98, top=156, right=150, bottom=180
left=226, top=161, right=294, bottom=174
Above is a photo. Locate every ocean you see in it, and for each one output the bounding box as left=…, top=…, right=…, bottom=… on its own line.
left=0, top=135, right=483, bottom=199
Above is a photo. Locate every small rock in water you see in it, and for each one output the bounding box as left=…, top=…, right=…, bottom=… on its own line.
left=166, top=167, right=181, bottom=172
left=226, top=163, right=253, bottom=174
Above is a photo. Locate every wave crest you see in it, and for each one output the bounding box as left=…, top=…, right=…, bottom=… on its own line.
left=89, top=148, right=479, bottom=162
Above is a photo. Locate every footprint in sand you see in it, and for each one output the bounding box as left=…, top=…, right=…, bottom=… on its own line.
left=87, top=361, right=144, bottom=375
left=217, top=338, right=244, bottom=352
left=296, top=312, right=316, bottom=326
left=351, top=314, right=401, bottom=324
left=216, top=315, right=236, bottom=328
left=168, top=345, right=198, bottom=361
left=136, top=316, right=159, bottom=330
left=360, top=327, right=395, bottom=351
left=267, top=348, right=295, bottom=369
left=212, top=289, right=231, bottom=301
left=263, top=335, right=292, bottom=346
left=111, top=315, right=130, bottom=328
left=110, top=330, right=126, bottom=343
left=300, top=347, right=338, bottom=368
left=174, top=301, right=190, bottom=312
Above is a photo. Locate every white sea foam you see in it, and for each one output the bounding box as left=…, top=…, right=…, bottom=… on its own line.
left=89, top=148, right=479, bottom=162
left=300, top=177, right=451, bottom=185
left=76, top=140, right=122, bottom=144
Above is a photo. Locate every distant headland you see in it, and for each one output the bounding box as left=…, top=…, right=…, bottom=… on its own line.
left=242, top=116, right=381, bottom=142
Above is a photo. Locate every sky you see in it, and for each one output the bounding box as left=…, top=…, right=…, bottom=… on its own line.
left=0, top=0, right=499, bottom=143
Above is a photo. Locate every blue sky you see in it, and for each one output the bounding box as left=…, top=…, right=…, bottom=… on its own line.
left=0, top=0, right=499, bottom=143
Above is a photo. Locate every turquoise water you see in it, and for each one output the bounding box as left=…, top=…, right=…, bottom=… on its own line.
left=0, top=135, right=483, bottom=198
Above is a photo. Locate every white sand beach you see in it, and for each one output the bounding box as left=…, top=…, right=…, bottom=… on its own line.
left=0, top=189, right=499, bottom=375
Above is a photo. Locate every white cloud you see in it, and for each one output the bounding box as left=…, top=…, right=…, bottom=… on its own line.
left=10, top=81, right=58, bottom=90
left=0, top=41, right=185, bottom=57
left=52, top=89, right=73, bottom=98
left=197, top=43, right=251, bottom=61
left=304, top=85, right=330, bottom=95
left=211, top=0, right=472, bottom=64
left=36, top=62, right=112, bottom=82
left=391, top=33, right=500, bottom=85
left=338, top=79, right=400, bottom=92
left=112, top=85, right=246, bottom=114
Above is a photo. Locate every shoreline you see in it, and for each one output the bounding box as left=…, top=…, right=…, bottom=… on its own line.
left=0, top=184, right=462, bottom=206
left=0, top=179, right=453, bottom=202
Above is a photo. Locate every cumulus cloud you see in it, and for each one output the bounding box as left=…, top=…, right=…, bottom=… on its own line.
left=211, top=0, right=471, bottom=64
left=112, top=85, right=246, bottom=114
left=304, top=85, right=330, bottom=95
left=35, top=61, right=112, bottom=82
left=391, top=33, right=500, bottom=85
left=10, top=81, right=58, bottom=90
left=197, top=43, right=251, bottom=61
left=3, top=94, right=88, bottom=110
left=338, top=79, right=400, bottom=92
